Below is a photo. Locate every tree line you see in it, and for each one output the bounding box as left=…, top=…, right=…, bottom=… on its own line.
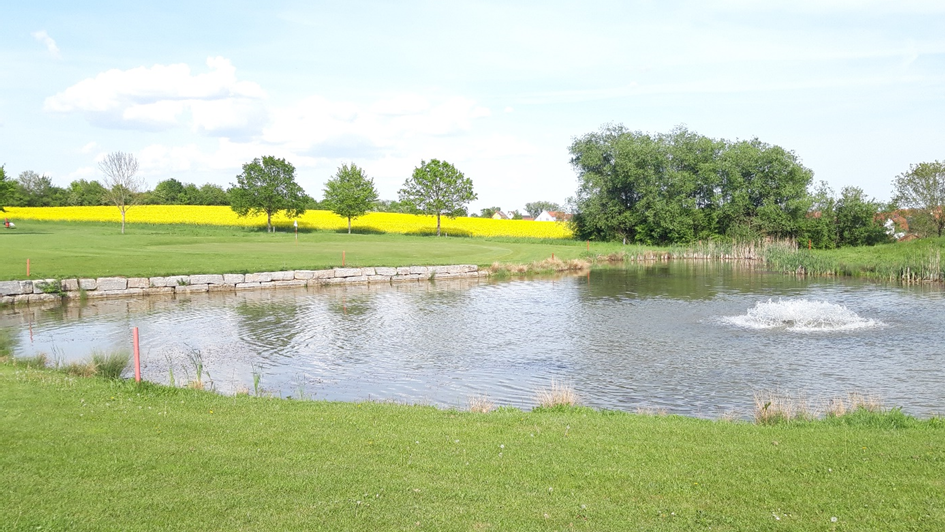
left=569, top=124, right=944, bottom=246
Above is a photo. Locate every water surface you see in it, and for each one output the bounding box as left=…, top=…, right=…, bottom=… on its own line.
left=3, top=263, right=943, bottom=418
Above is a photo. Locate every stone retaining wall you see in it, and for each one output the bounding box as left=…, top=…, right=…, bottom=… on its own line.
left=0, top=265, right=485, bottom=306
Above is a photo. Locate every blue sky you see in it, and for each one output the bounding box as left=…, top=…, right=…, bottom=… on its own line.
left=2, top=1, right=943, bottom=212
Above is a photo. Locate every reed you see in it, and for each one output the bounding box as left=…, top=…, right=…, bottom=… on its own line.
left=535, top=379, right=579, bottom=408
left=467, top=394, right=495, bottom=413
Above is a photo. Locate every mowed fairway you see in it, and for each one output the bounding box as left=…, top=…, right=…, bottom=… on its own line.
left=0, top=220, right=609, bottom=280
left=2, top=365, right=943, bottom=531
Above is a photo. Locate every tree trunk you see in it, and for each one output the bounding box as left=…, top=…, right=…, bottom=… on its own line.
left=436, top=213, right=441, bottom=236
left=267, top=212, right=273, bottom=233
left=120, top=208, right=126, bottom=234
left=348, top=217, right=352, bottom=234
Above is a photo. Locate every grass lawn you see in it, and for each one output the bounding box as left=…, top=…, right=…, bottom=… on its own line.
left=2, top=363, right=943, bottom=531
left=0, top=220, right=621, bottom=281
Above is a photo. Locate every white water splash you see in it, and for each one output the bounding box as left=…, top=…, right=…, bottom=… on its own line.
left=723, top=299, right=883, bottom=332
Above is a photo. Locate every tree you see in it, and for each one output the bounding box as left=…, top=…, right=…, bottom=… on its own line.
left=152, top=178, right=187, bottom=204
left=479, top=206, right=502, bottom=218
left=0, top=165, right=14, bottom=212
left=66, top=179, right=107, bottom=206
left=323, top=163, right=379, bottom=233
left=893, top=161, right=945, bottom=237
left=230, top=156, right=308, bottom=232
left=834, top=186, right=889, bottom=246
left=569, top=124, right=812, bottom=244
left=99, top=151, right=143, bottom=234
left=16, top=171, right=57, bottom=206
left=399, top=159, right=477, bottom=236
left=524, top=201, right=561, bottom=218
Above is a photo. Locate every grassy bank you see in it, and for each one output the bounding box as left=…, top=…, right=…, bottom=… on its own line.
left=0, top=220, right=616, bottom=281
left=2, top=363, right=943, bottom=531
left=764, top=237, right=945, bottom=283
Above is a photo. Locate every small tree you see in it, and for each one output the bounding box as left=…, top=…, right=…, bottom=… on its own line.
left=893, top=161, right=945, bottom=237
left=323, top=163, right=378, bottom=234
left=399, top=159, right=477, bottom=236
left=230, top=156, right=308, bottom=232
left=99, top=151, right=143, bottom=234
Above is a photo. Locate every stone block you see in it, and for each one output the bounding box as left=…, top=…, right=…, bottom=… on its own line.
left=143, top=287, right=175, bottom=296
left=165, top=276, right=189, bottom=287
left=79, top=278, right=97, bottom=290
left=334, top=268, right=362, bottom=278
left=148, top=277, right=167, bottom=287
left=408, top=266, right=429, bottom=275
left=294, top=270, right=315, bottom=280
left=1, top=296, right=14, bottom=306
left=189, top=274, right=225, bottom=285
left=343, top=276, right=369, bottom=284
left=245, top=272, right=272, bottom=283
left=368, top=275, right=392, bottom=283
left=235, top=282, right=262, bottom=290
left=273, top=280, right=306, bottom=289
left=269, top=271, right=295, bottom=281
left=312, top=269, right=334, bottom=279
left=96, top=277, right=127, bottom=291
left=396, top=267, right=411, bottom=275
left=208, top=284, right=234, bottom=293
left=223, top=273, right=245, bottom=284
left=392, top=274, right=422, bottom=282
left=107, top=288, right=144, bottom=298
left=127, top=277, right=150, bottom=289
left=61, top=279, right=80, bottom=291
left=176, top=284, right=209, bottom=294
left=374, top=267, right=397, bottom=276
left=361, top=267, right=376, bottom=276
left=0, top=280, right=30, bottom=296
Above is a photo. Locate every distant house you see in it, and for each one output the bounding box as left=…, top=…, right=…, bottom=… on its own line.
left=491, top=211, right=510, bottom=220
left=535, top=210, right=571, bottom=222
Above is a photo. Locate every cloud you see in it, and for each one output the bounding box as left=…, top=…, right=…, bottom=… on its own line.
left=44, top=57, right=267, bottom=136
left=32, top=30, right=61, bottom=59
left=79, top=142, right=98, bottom=154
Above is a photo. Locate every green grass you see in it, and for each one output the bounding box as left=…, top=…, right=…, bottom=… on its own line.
left=2, top=364, right=943, bottom=531
left=0, top=220, right=623, bottom=280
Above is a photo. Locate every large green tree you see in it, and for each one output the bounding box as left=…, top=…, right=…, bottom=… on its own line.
left=323, top=163, right=378, bottom=234
left=893, top=160, right=945, bottom=237
left=66, top=179, right=108, bottom=206
left=834, top=186, right=889, bottom=246
left=399, top=159, right=477, bottom=236
left=0, top=165, right=14, bottom=212
left=569, top=125, right=813, bottom=244
left=230, top=156, right=308, bottom=232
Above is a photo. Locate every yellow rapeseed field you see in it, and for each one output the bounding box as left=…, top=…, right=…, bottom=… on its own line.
left=5, top=206, right=574, bottom=239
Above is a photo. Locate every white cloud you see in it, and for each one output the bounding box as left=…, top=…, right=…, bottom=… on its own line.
left=79, top=142, right=98, bottom=154
left=44, top=57, right=267, bottom=136
left=31, top=30, right=61, bottom=59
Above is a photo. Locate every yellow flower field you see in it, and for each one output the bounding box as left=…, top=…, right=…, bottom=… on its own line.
left=4, top=206, right=574, bottom=239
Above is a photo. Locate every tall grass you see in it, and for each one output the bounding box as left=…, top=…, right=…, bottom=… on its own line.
left=764, top=239, right=944, bottom=283
left=91, top=351, right=130, bottom=379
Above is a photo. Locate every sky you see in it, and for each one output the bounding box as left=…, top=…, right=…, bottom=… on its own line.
left=2, top=0, right=944, bottom=213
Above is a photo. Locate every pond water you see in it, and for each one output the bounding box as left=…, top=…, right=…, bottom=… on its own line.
left=3, top=263, right=944, bottom=418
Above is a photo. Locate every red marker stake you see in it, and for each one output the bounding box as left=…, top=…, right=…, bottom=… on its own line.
left=342, top=250, right=346, bottom=267
left=132, top=327, right=141, bottom=382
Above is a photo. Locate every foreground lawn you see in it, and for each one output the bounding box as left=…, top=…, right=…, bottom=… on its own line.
left=2, top=364, right=943, bottom=531
left=0, top=220, right=617, bottom=281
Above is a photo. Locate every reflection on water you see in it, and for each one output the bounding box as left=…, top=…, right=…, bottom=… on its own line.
left=2, top=263, right=944, bottom=418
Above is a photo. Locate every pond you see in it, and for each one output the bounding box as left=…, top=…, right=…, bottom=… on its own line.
left=3, top=262, right=944, bottom=418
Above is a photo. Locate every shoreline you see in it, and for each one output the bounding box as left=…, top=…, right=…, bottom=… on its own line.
left=0, top=264, right=486, bottom=307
